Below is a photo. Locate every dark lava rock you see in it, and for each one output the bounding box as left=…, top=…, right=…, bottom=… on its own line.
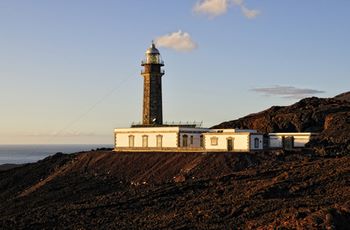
left=212, top=96, right=350, bottom=133
left=334, top=91, right=350, bottom=102
left=0, top=151, right=349, bottom=229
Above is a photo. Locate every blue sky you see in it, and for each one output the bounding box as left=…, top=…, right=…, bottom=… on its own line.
left=0, top=0, right=349, bottom=144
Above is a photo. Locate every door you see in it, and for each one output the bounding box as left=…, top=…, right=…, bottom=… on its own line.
left=227, top=139, right=233, bottom=151
left=282, top=136, right=294, bottom=150
left=182, top=135, right=188, bottom=147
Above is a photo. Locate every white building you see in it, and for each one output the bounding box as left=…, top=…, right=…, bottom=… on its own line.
left=114, top=126, right=209, bottom=151
left=268, top=132, right=316, bottom=149
left=203, top=129, right=263, bottom=152
left=114, top=127, right=264, bottom=152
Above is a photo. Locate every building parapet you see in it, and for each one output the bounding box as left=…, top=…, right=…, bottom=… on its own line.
left=130, top=121, right=203, bottom=128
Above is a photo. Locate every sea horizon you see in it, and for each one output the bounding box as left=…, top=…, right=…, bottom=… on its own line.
left=0, top=144, right=113, bottom=165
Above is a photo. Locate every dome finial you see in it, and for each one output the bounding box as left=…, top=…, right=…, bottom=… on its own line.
left=151, top=40, right=155, bottom=48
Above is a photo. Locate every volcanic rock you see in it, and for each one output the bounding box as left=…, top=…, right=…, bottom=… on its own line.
left=0, top=151, right=349, bottom=229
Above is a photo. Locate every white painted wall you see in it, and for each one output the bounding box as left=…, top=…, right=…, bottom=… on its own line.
left=269, top=136, right=283, bottom=148
left=293, top=136, right=312, bottom=147
left=204, top=133, right=251, bottom=151
left=114, top=127, right=209, bottom=149
left=268, top=133, right=313, bottom=148
left=116, top=132, right=178, bottom=148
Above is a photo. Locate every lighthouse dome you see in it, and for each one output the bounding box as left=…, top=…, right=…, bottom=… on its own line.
left=146, top=42, right=160, bottom=55
left=142, top=41, right=164, bottom=65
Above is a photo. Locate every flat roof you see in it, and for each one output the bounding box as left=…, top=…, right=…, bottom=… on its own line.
left=115, top=126, right=210, bottom=133
left=268, top=132, right=317, bottom=136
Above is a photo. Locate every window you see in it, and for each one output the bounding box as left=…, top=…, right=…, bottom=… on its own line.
left=211, top=137, right=218, bottom=146
left=254, top=137, right=260, bottom=149
left=182, top=134, right=188, bottom=147
left=190, top=136, right=194, bottom=145
left=128, top=135, right=135, bottom=147
left=142, top=135, right=148, bottom=147
left=156, top=135, right=163, bottom=148
left=200, top=135, right=204, bottom=147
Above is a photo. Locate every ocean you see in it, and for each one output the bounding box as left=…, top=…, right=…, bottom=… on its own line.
left=0, top=144, right=113, bottom=165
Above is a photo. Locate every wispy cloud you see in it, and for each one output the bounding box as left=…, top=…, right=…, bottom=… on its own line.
left=193, top=0, right=229, bottom=18
left=252, top=86, right=325, bottom=99
left=155, top=30, right=197, bottom=52
left=233, top=0, right=260, bottom=19
left=193, top=0, right=260, bottom=19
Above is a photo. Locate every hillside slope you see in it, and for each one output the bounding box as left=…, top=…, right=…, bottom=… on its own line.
left=212, top=96, right=350, bottom=133
left=0, top=151, right=349, bottom=229
left=213, top=94, right=350, bottom=155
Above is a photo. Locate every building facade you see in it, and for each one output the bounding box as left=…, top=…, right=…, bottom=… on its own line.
left=114, top=127, right=209, bottom=151
left=268, top=133, right=316, bottom=149
left=203, top=129, right=263, bottom=152
left=114, top=127, right=264, bottom=152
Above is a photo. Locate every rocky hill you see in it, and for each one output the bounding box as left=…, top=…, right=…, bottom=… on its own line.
left=334, top=91, right=350, bottom=102
left=0, top=150, right=349, bottom=229
left=213, top=92, right=350, bottom=155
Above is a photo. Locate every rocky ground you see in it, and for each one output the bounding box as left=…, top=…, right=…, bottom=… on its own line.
left=0, top=150, right=349, bottom=229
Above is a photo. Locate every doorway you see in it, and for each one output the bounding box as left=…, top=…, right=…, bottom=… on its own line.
left=227, top=138, right=233, bottom=151
left=182, top=135, right=188, bottom=147
left=282, top=136, right=294, bottom=150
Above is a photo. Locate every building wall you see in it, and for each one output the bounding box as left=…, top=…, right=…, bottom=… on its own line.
left=268, top=133, right=313, bottom=148
left=204, top=133, right=251, bottom=151
left=293, top=136, right=312, bottom=147
left=250, top=134, right=264, bottom=150
left=269, top=136, right=283, bottom=148
left=178, top=132, right=203, bottom=148
left=114, top=127, right=209, bottom=149
left=115, top=132, right=178, bottom=148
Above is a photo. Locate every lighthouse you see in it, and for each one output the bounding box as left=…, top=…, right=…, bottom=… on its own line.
left=141, top=42, right=164, bottom=126
left=114, top=42, right=264, bottom=152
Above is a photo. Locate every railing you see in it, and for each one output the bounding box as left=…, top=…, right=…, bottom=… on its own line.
left=141, top=60, right=164, bottom=65
left=130, top=121, right=203, bottom=128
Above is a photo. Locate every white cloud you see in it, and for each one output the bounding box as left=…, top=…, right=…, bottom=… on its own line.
left=193, top=0, right=229, bottom=18
left=155, top=30, right=197, bottom=52
left=233, top=0, right=261, bottom=19
left=241, top=6, right=260, bottom=19
left=252, top=86, right=325, bottom=99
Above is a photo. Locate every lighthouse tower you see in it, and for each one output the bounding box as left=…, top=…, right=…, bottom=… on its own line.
left=141, top=42, right=164, bottom=126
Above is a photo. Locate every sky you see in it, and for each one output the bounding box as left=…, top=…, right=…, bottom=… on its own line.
left=0, top=0, right=349, bottom=144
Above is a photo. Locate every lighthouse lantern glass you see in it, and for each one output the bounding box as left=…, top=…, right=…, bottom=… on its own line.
left=146, top=53, right=160, bottom=64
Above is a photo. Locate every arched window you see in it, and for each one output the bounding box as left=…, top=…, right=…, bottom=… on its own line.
left=190, top=135, right=194, bottom=145
left=254, top=137, right=260, bottom=149
left=211, top=137, right=218, bottom=146
left=182, top=134, right=188, bottom=147
left=156, top=135, right=163, bottom=148
left=128, top=135, right=134, bottom=147
left=142, top=135, right=148, bottom=147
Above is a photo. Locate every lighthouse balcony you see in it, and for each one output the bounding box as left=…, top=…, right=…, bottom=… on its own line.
left=141, top=60, right=164, bottom=66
